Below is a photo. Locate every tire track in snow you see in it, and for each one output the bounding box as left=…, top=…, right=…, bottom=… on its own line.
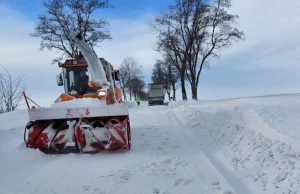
left=129, top=106, right=215, bottom=193
left=164, top=111, right=231, bottom=192
left=135, top=107, right=234, bottom=193
left=168, top=107, right=253, bottom=194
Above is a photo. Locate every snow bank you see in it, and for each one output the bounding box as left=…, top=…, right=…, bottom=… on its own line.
left=172, top=94, right=300, bottom=194
left=0, top=109, right=28, bottom=131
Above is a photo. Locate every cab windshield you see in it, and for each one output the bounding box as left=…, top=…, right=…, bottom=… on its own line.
left=62, top=66, right=96, bottom=95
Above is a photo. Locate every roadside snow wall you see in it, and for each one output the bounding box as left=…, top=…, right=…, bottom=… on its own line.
left=170, top=98, right=300, bottom=194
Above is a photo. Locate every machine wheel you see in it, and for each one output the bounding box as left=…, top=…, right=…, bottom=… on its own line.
left=127, top=119, right=131, bottom=150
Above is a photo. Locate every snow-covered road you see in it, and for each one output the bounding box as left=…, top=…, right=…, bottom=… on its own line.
left=128, top=105, right=251, bottom=194
left=1, top=94, right=300, bottom=194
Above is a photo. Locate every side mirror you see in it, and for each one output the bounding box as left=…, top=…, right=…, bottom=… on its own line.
left=58, top=62, right=63, bottom=67
left=114, top=70, right=120, bottom=81
left=56, top=73, right=63, bottom=86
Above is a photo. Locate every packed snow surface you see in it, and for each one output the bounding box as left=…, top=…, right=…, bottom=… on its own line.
left=1, top=94, right=300, bottom=194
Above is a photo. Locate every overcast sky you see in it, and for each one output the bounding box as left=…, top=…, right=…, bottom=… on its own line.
left=0, top=0, right=300, bottom=107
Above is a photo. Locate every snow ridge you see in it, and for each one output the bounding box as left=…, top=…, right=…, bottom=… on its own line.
left=174, top=97, right=300, bottom=194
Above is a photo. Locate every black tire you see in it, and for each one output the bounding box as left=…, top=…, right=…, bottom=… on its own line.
left=127, top=119, right=131, bottom=150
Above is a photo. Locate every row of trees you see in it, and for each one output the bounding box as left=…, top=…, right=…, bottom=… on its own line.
left=118, top=57, right=146, bottom=101
left=150, top=0, right=244, bottom=100
left=28, top=0, right=243, bottom=104
left=151, top=56, right=179, bottom=101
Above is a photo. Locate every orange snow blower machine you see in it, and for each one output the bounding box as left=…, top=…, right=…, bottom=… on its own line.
left=23, top=30, right=131, bottom=154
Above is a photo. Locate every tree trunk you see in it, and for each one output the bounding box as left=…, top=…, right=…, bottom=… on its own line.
left=167, top=90, right=171, bottom=101
left=129, top=89, right=132, bottom=101
left=121, top=88, right=127, bottom=102
left=191, top=82, right=197, bottom=100
left=172, top=82, right=176, bottom=101
left=124, top=92, right=127, bottom=102
left=180, top=73, right=187, bottom=101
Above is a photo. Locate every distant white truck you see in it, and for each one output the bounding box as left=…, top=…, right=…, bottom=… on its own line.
left=147, top=83, right=165, bottom=106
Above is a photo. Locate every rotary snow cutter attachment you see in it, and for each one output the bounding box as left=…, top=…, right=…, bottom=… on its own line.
left=23, top=29, right=131, bottom=154
left=75, top=116, right=130, bottom=152
left=24, top=110, right=131, bottom=154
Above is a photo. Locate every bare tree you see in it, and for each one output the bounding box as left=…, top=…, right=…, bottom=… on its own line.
left=150, top=0, right=244, bottom=100
left=138, top=90, right=147, bottom=101
left=185, top=0, right=244, bottom=100
left=31, top=0, right=113, bottom=63
left=151, top=56, right=179, bottom=101
left=151, top=59, right=171, bottom=100
left=163, top=56, right=180, bottom=101
left=151, top=60, right=166, bottom=84
left=0, top=68, right=26, bottom=112
left=119, top=57, right=143, bottom=101
left=149, top=1, right=192, bottom=101
left=131, top=77, right=145, bottom=100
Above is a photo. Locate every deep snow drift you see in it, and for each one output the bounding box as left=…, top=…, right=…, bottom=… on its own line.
left=0, top=94, right=300, bottom=194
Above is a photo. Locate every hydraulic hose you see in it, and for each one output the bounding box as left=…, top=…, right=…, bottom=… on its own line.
left=87, top=125, right=106, bottom=151
left=31, top=122, right=51, bottom=148
left=48, top=122, right=68, bottom=150
left=73, top=119, right=81, bottom=152
left=24, top=121, right=34, bottom=145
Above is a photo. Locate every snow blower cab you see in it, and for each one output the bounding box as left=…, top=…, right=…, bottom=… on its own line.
left=56, top=57, right=122, bottom=103
left=23, top=30, right=131, bottom=154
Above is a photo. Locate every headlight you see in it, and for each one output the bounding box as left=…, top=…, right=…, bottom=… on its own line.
left=98, top=91, right=106, bottom=96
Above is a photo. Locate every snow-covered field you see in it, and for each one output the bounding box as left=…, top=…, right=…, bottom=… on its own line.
left=1, top=94, right=300, bottom=194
